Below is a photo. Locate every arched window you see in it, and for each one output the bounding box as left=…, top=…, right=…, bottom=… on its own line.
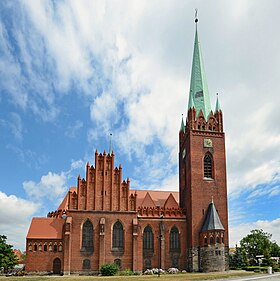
left=44, top=244, right=47, bottom=251
left=216, top=236, right=220, bottom=244
left=53, top=258, right=61, bottom=274
left=210, top=236, right=214, bottom=244
left=83, top=259, right=90, bottom=270
left=170, top=226, right=180, bottom=252
left=204, top=236, right=208, bottom=245
left=143, top=226, right=154, bottom=251
left=34, top=244, right=37, bottom=251
left=114, top=258, right=121, bottom=270
left=112, top=221, right=124, bottom=249
left=204, top=154, right=213, bottom=179
left=81, top=219, right=94, bottom=253
left=144, top=258, right=152, bottom=270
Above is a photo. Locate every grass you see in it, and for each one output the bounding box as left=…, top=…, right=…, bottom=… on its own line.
left=0, top=271, right=256, bottom=281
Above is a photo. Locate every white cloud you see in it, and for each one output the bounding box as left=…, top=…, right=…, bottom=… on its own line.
left=0, top=191, right=38, bottom=250
left=19, top=0, right=280, bottom=204
left=230, top=218, right=280, bottom=247
left=65, top=120, right=83, bottom=138
left=90, top=92, right=118, bottom=130
left=0, top=112, right=23, bottom=141
left=70, top=159, right=84, bottom=171
left=23, top=172, right=67, bottom=203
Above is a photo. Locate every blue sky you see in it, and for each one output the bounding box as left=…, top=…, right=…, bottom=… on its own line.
left=1, top=1, right=280, bottom=250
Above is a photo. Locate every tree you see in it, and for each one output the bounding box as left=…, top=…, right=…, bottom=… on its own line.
left=240, top=229, right=272, bottom=265
left=0, top=235, right=18, bottom=273
left=229, top=245, right=248, bottom=269
left=271, top=242, right=280, bottom=257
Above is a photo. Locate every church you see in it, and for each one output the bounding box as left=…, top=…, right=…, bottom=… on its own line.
left=25, top=17, right=229, bottom=274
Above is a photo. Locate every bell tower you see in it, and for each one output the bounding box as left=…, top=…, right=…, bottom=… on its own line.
left=179, top=15, right=229, bottom=272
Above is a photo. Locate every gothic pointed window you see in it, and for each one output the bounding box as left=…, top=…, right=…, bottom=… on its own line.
left=143, top=225, right=154, bottom=251
left=81, top=219, right=94, bottom=254
left=170, top=226, right=180, bottom=252
left=204, top=153, right=213, bottom=179
left=112, top=221, right=124, bottom=250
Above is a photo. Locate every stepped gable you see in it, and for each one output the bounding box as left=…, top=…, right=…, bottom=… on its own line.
left=27, top=218, right=64, bottom=239
left=57, top=187, right=76, bottom=210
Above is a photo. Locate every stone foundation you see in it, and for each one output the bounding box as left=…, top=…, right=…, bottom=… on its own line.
left=187, top=245, right=228, bottom=272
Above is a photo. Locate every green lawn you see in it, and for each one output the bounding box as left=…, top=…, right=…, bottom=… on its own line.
left=0, top=271, right=256, bottom=281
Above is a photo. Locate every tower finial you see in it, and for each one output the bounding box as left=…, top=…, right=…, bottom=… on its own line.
left=195, top=8, right=198, bottom=23
left=109, top=133, right=113, bottom=155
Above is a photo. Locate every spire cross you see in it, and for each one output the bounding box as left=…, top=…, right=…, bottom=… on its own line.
left=195, top=8, right=198, bottom=23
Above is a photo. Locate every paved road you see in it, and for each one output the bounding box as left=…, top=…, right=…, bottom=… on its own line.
left=228, top=273, right=280, bottom=281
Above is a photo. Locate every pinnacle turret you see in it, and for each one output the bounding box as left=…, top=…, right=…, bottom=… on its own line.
left=180, top=114, right=185, bottom=133
left=215, top=93, right=221, bottom=113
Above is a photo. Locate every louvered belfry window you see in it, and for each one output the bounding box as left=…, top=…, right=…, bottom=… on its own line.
left=204, top=154, right=213, bottom=178
left=82, top=219, right=94, bottom=253
left=113, top=221, right=124, bottom=249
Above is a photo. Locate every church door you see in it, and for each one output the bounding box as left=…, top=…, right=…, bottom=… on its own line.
left=53, top=258, right=61, bottom=274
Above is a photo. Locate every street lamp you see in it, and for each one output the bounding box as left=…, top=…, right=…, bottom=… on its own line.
left=158, top=213, right=164, bottom=277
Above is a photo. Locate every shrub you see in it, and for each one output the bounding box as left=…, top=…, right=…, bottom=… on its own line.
left=100, top=263, right=119, bottom=276
left=245, top=266, right=267, bottom=272
left=119, top=268, right=134, bottom=276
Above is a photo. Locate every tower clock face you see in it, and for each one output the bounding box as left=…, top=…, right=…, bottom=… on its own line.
left=204, top=138, right=213, bottom=148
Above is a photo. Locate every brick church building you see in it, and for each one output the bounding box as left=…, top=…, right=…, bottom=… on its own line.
left=26, top=17, right=229, bottom=274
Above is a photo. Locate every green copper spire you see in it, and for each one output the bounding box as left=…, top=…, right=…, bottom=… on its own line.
left=188, top=15, right=212, bottom=119
left=180, top=114, right=185, bottom=133
left=215, top=93, right=221, bottom=112
left=189, top=93, right=195, bottom=109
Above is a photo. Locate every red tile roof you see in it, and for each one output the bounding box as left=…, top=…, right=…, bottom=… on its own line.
left=57, top=187, right=179, bottom=210
left=26, top=218, right=64, bottom=239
